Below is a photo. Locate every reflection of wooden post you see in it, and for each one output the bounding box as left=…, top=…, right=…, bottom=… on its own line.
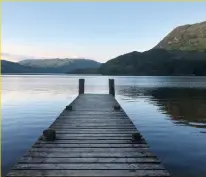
left=79, top=79, right=85, bottom=95
left=109, top=79, right=115, bottom=96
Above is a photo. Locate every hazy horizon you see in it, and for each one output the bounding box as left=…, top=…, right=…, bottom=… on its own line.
left=2, top=2, right=206, bottom=62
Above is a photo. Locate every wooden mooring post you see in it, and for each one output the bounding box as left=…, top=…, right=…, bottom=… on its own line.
left=6, top=79, right=170, bottom=177
left=109, top=79, right=115, bottom=96
left=79, top=78, right=85, bottom=95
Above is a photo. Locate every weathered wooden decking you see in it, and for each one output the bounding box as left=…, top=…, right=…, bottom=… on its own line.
left=6, top=94, right=170, bottom=177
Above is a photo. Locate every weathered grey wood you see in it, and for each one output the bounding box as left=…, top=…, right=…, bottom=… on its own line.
left=54, top=137, right=136, bottom=140
left=24, top=151, right=156, bottom=158
left=20, top=157, right=160, bottom=163
left=37, top=139, right=146, bottom=144
left=52, top=122, right=134, bottom=126
left=13, top=163, right=165, bottom=170
left=59, top=116, right=128, bottom=120
left=54, top=130, right=139, bottom=134
left=53, top=133, right=137, bottom=137
left=60, top=113, right=127, bottom=116
left=109, top=79, right=115, bottom=96
left=51, top=123, right=134, bottom=127
left=52, top=123, right=134, bottom=127
left=51, top=125, right=135, bottom=129
left=53, top=119, right=133, bottom=123
left=6, top=94, right=170, bottom=177
left=79, top=79, right=85, bottom=94
left=59, top=113, right=128, bottom=117
left=33, top=143, right=148, bottom=148
left=52, top=128, right=137, bottom=131
left=28, top=147, right=149, bottom=153
left=7, top=170, right=170, bottom=177
left=52, top=127, right=137, bottom=130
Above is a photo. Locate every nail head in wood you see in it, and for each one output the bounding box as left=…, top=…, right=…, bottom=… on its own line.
left=114, top=105, right=121, bottom=111
left=66, top=105, right=72, bottom=111
left=132, top=132, right=142, bottom=141
left=43, top=128, right=56, bottom=141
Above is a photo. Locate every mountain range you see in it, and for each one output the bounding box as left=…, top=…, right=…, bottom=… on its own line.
left=1, top=59, right=101, bottom=74
left=2, top=20, right=206, bottom=75
left=100, top=21, right=206, bottom=76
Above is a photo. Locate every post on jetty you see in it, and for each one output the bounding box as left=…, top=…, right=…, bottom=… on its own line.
left=109, top=78, right=115, bottom=96
left=6, top=79, right=170, bottom=177
left=79, top=78, right=85, bottom=94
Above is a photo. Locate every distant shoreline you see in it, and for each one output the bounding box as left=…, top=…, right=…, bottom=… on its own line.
left=1, top=73, right=204, bottom=76
left=1, top=73, right=103, bottom=76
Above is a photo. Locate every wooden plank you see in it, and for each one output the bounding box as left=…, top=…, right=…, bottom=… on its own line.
left=52, top=123, right=133, bottom=127
left=7, top=170, right=170, bottom=177
left=60, top=111, right=126, bottom=114
left=51, top=123, right=134, bottom=127
left=54, top=130, right=139, bottom=134
left=19, top=157, right=160, bottom=164
left=37, top=139, right=146, bottom=144
left=56, top=114, right=128, bottom=117
left=28, top=147, right=149, bottom=153
left=54, top=137, right=136, bottom=140
left=51, top=126, right=135, bottom=129
left=53, top=120, right=132, bottom=124
left=13, top=163, right=165, bottom=170
left=60, top=112, right=127, bottom=114
left=56, top=115, right=129, bottom=118
left=33, top=144, right=148, bottom=148
left=52, top=127, right=137, bottom=130
left=53, top=133, right=136, bottom=137
left=60, top=114, right=127, bottom=117
left=24, top=151, right=156, bottom=158
left=56, top=115, right=128, bottom=118
left=56, top=119, right=129, bottom=122
left=52, top=122, right=133, bottom=126
left=62, top=110, right=125, bottom=112
left=58, top=112, right=126, bottom=115
left=65, top=110, right=121, bottom=112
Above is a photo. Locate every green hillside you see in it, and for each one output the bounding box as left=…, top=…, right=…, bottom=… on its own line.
left=19, top=59, right=101, bottom=73
left=100, top=49, right=206, bottom=76
left=154, top=21, right=206, bottom=51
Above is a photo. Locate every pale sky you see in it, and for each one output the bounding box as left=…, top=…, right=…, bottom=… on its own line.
left=2, top=2, right=206, bottom=62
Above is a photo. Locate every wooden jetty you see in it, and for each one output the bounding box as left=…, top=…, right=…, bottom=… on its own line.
left=6, top=79, right=170, bottom=177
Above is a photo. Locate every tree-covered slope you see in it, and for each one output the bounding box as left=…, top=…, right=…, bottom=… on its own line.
left=100, top=49, right=206, bottom=76
left=154, top=21, right=206, bottom=51
left=19, top=58, right=101, bottom=73
left=1, top=60, right=43, bottom=73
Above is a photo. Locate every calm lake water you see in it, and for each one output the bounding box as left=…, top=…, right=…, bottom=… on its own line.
left=2, top=75, right=206, bottom=177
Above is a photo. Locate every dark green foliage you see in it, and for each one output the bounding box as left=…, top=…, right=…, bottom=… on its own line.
left=1, top=60, right=45, bottom=73
left=100, top=49, right=206, bottom=76
left=19, top=59, right=101, bottom=73
left=155, top=21, right=206, bottom=52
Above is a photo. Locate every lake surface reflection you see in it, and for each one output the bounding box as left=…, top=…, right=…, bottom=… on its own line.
left=2, top=75, right=206, bottom=177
